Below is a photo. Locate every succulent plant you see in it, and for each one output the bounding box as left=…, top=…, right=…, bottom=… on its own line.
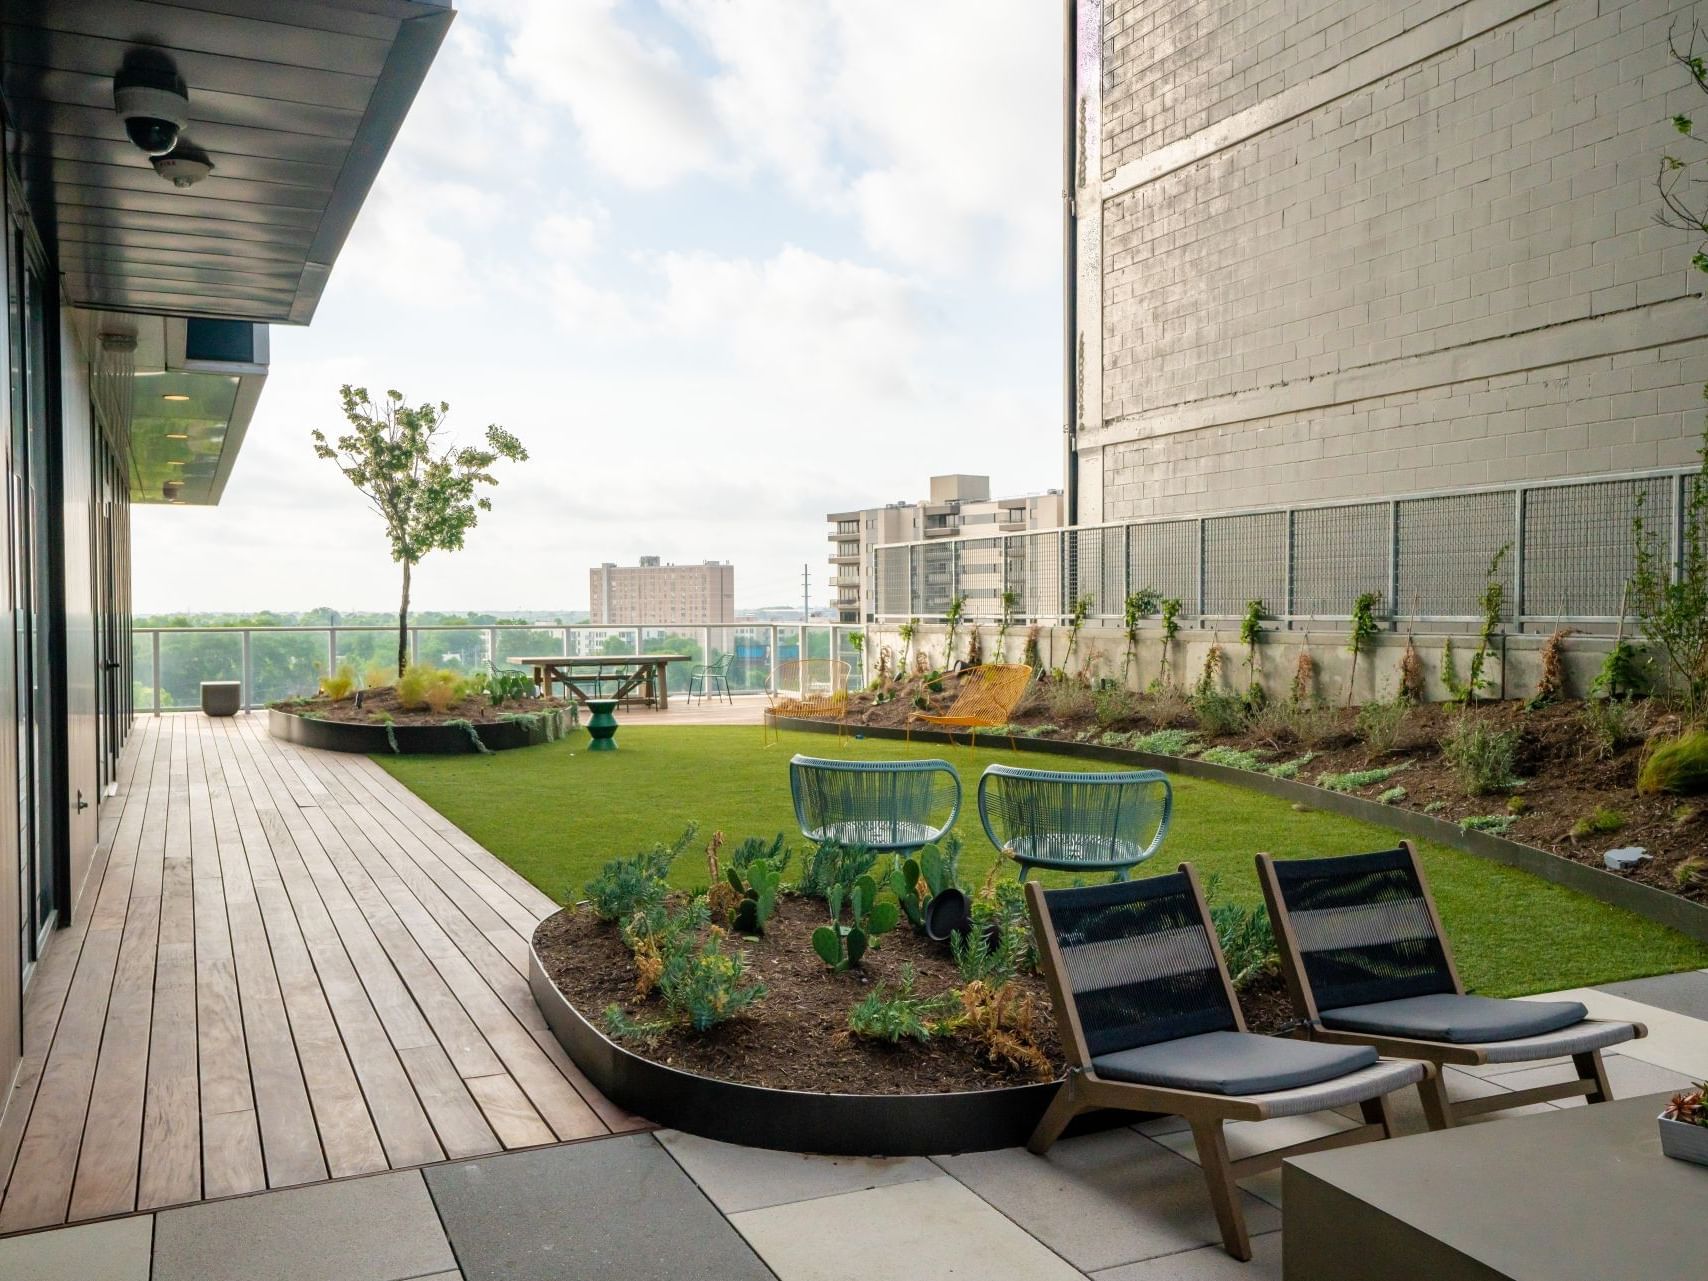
left=728, top=857, right=781, bottom=935
left=1663, top=1085, right=1707, bottom=1126
left=810, top=875, right=898, bottom=970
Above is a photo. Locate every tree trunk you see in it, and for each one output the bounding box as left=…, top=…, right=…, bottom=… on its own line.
left=397, top=560, right=412, bottom=676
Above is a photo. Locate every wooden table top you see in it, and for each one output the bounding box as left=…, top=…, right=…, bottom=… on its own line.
left=507, top=655, right=691, bottom=666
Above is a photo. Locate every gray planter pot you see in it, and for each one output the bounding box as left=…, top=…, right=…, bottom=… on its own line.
left=1658, top=1114, right=1708, bottom=1167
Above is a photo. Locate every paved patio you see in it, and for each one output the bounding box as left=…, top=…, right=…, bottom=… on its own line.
left=2, top=712, right=1702, bottom=1278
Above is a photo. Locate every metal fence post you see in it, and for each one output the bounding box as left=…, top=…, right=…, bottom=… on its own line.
left=1388, top=499, right=1400, bottom=629
left=410, top=627, right=420, bottom=667
left=1674, top=473, right=1687, bottom=584
left=1284, top=509, right=1296, bottom=628
left=487, top=626, right=498, bottom=669
left=151, top=630, right=161, bottom=716
left=327, top=627, right=337, bottom=679
left=768, top=624, right=779, bottom=693
left=242, top=629, right=253, bottom=710
left=1512, top=486, right=1526, bottom=630
left=1197, top=518, right=1207, bottom=625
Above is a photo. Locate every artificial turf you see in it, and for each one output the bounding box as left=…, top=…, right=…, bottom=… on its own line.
left=376, top=724, right=1708, bottom=998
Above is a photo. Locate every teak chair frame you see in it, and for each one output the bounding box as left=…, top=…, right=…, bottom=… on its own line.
left=1025, top=864, right=1426, bottom=1262
left=1255, top=841, right=1642, bottom=1130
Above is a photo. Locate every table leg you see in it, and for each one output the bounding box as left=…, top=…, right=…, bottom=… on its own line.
left=656, top=660, right=669, bottom=710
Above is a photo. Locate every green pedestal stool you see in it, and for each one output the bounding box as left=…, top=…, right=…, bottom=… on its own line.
left=585, top=698, right=620, bottom=751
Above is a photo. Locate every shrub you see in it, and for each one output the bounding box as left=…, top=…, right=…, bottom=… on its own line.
left=1355, top=695, right=1410, bottom=757
left=967, top=876, right=1038, bottom=976
left=729, top=833, right=791, bottom=877
left=658, top=930, right=765, bottom=1030
left=1441, top=715, right=1521, bottom=795
left=1579, top=697, right=1647, bottom=761
left=1319, top=762, right=1410, bottom=792
left=951, top=919, right=1032, bottom=988
left=1022, top=722, right=1061, bottom=738
left=1046, top=678, right=1096, bottom=723
left=1378, top=786, right=1407, bottom=805
left=1675, top=857, right=1708, bottom=891
left=1253, top=698, right=1339, bottom=750
left=1461, top=814, right=1517, bottom=835
left=583, top=824, right=697, bottom=922
left=1398, top=638, right=1425, bottom=704
left=1291, top=649, right=1317, bottom=705
left=422, top=669, right=464, bottom=715
left=1201, top=745, right=1266, bottom=770
left=1192, top=687, right=1247, bottom=737
left=1264, top=752, right=1315, bottom=779
left=364, top=663, right=396, bottom=690
left=1589, top=640, right=1648, bottom=701
left=1203, top=875, right=1276, bottom=989
left=847, top=965, right=958, bottom=1043
left=1526, top=627, right=1575, bottom=709
left=1570, top=807, right=1625, bottom=839
left=954, top=980, right=1051, bottom=1080
left=1131, top=728, right=1199, bottom=756
left=396, top=664, right=433, bottom=710
left=1143, top=684, right=1194, bottom=726
left=1094, top=683, right=1139, bottom=729
left=798, top=840, right=879, bottom=900
left=319, top=662, right=357, bottom=700
left=1638, top=732, right=1708, bottom=796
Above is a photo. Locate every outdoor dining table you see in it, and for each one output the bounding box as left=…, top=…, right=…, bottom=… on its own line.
left=508, top=654, right=690, bottom=711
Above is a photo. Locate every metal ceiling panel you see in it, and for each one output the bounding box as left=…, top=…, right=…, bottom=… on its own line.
left=2, top=0, right=451, bottom=324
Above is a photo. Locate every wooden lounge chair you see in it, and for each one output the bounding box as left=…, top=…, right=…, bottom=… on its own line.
left=788, top=754, right=960, bottom=855
left=1025, top=865, right=1427, bottom=1261
left=1255, top=843, right=1646, bottom=1131
left=912, top=663, right=1032, bottom=739
left=978, top=765, right=1171, bottom=881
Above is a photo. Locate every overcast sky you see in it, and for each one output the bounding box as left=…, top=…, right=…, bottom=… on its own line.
left=132, top=0, right=1064, bottom=615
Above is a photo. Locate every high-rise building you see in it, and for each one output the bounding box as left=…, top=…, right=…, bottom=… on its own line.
left=589, top=557, right=736, bottom=626
left=828, top=476, right=1063, bottom=622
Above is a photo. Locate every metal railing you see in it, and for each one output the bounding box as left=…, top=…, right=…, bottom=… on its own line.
left=131, top=622, right=868, bottom=714
left=872, top=466, right=1703, bottom=632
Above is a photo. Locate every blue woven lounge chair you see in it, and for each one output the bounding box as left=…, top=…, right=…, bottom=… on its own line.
left=978, top=765, right=1171, bottom=881
left=788, top=755, right=960, bottom=854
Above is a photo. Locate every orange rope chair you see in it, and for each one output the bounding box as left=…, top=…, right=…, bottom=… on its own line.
left=764, top=658, right=851, bottom=745
left=913, top=663, right=1033, bottom=742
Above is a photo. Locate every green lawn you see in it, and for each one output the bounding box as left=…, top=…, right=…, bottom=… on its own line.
left=377, top=725, right=1708, bottom=998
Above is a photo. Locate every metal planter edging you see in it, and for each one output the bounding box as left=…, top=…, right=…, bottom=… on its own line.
left=268, top=707, right=561, bottom=755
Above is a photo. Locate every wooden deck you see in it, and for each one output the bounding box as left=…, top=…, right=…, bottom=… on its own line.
left=0, top=714, right=640, bottom=1234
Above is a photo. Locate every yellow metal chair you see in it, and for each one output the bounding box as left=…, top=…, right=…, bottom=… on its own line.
left=913, top=663, right=1033, bottom=743
left=763, top=658, right=851, bottom=745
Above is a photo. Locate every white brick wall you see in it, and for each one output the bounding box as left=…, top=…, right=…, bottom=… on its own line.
left=1087, top=0, right=1708, bottom=520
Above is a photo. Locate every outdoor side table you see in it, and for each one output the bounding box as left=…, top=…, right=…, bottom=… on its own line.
left=201, top=681, right=241, bottom=717
left=585, top=698, right=620, bottom=751
left=1283, top=1092, right=1704, bottom=1280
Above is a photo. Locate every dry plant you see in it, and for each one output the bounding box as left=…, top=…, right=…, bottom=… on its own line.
left=704, top=831, right=740, bottom=922
left=1528, top=628, right=1577, bottom=709
left=1291, top=649, right=1317, bottom=705
left=1398, top=638, right=1425, bottom=704
left=954, top=980, right=1052, bottom=1081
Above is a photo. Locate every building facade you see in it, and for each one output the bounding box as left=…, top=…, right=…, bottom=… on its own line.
left=828, top=476, right=1063, bottom=622
left=589, top=557, right=737, bottom=626
left=0, top=4, right=445, bottom=1104
left=1067, top=0, right=1706, bottom=531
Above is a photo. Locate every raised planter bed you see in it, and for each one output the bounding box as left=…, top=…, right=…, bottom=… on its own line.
left=774, top=715, right=1708, bottom=948
left=269, top=705, right=566, bottom=755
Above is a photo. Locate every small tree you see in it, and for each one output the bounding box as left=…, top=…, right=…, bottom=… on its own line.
left=312, top=386, right=527, bottom=675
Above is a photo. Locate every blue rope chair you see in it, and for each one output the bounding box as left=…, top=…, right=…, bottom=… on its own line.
left=978, top=765, right=1172, bottom=881
left=788, top=755, right=961, bottom=854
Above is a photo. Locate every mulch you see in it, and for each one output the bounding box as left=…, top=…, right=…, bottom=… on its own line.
left=533, top=894, right=1298, bottom=1094
left=277, top=685, right=570, bottom=726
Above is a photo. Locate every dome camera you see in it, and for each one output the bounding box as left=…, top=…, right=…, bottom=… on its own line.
left=114, top=64, right=189, bottom=157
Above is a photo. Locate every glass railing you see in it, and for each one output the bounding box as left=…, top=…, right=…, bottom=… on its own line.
left=129, top=622, right=870, bottom=712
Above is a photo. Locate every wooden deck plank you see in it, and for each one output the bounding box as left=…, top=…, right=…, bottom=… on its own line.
left=0, top=712, right=635, bottom=1234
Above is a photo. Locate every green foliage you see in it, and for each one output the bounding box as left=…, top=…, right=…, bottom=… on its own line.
left=1022, top=625, right=1043, bottom=671
left=1320, top=761, right=1411, bottom=792
left=1638, top=732, right=1708, bottom=796
left=726, top=858, right=782, bottom=935
left=1589, top=640, right=1649, bottom=701
left=319, top=662, right=358, bottom=700
left=798, top=840, right=878, bottom=900
left=658, top=930, right=766, bottom=1030
left=1131, top=728, right=1200, bottom=756
left=1442, top=715, right=1521, bottom=795
left=1264, top=752, right=1315, bottom=779
left=1629, top=432, right=1708, bottom=720
left=1378, top=786, right=1408, bottom=805
left=1346, top=592, right=1381, bottom=704
left=997, top=590, right=1019, bottom=654
left=1204, top=875, right=1276, bottom=989
left=1570, top=807, right=1626, bottom=839
left=1093, top=682, right=1139, bottom=729
left=1239, top=599, right=1266, bottom=697
left=1441, top=636, right=1467, bottom=702
left=1065, top=593, right=1095, bottom=670
left=1191, top=687, right=1247, bottom=736
left=888, top=842, right=960, bottom=929
left=729, top=833, right=791, bottom=878
left=443, top=717, right=491, bottom=755
left=1461, top=814, right=1518, bottom=835
left=602, top=1004, right=674, bottom=1044
left=1200, top=745, right=1266, bottom=770
left=943, top=595, right=966, bottom=664
left=896, top=619, right=918, bottom=673
left=810, top=875, right=899, bottom=970
left=583, top=824, right=696, bottom=922
left=485, top=665, right=534, bottom=705
left=1579, top=697, right=1647, bottom=761
left=1158, top=598, right=1182, bottom=686
left=951, top=918, right=1031, bottom=987
left=312, top=386, right=527, bottom=674
left=1022, top=722, right=1061, bottom=738
left=1462, top=545, right=1512, bottom=704
left=1123, top=588, right=1161, bottom=680
left=846, top=965, right=958, bottom=1043
left=1045, top=679, right=1096, bottom=722
left=1355, top=695, right=1411, bottom=757
left=968, top=879, right=1037, bottom=975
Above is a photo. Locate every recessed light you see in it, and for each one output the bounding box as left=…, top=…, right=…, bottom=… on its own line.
left=165, top=432, right=189, bottom=439
left=162, top=393, right=190, bottom=402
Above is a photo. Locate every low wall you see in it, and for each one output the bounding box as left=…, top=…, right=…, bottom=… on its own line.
left=866, top=624, right=1620, bottom=707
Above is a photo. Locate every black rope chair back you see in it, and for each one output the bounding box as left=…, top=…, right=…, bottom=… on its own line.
left=1034, top=871, right=1237, bottom=1061
left=1266, top=847, right=1456, bottom=1012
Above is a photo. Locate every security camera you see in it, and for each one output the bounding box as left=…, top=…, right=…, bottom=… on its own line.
left=114, top=64, right=189, bottom=156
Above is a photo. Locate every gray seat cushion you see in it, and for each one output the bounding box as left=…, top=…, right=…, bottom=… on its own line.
left=1319, top=993, right=1588, bottom=1044
left=1092, top=1030, right=1377, bottom=1095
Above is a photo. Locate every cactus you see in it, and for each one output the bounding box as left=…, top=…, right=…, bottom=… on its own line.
left=810, top=876, right=898, bottom=970
left=728, top=858, right=781, bottom=935
left=848, top=873, right=900, bottom=937
left=889, top=857, right=926, bottom=928
left=890, top=842, right=959, bottom=932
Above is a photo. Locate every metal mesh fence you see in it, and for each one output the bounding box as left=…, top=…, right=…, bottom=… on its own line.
left=1127, top=519, right=1198, bottom=614
left=1292, top=503, right=1388, bottom=618
left=1066, top=526, right=1126, bottom=619
left=1523, top=476, right=1671, bottom=621
left=1395, top=490, right=1516, bottom=621
left=1203, top=511, right=1286, bottom=618
left=870, top=469, right=1701, bottom=632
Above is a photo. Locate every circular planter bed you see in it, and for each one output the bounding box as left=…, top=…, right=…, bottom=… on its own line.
left=532, top=894, right=1064, bottom=1155
left=269, top=701, right=569, bottom=755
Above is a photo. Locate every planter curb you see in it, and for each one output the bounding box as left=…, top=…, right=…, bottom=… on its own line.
left=773, top=717, right=1708, bottom=947
left=268, top=706, right=564, bottom=755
